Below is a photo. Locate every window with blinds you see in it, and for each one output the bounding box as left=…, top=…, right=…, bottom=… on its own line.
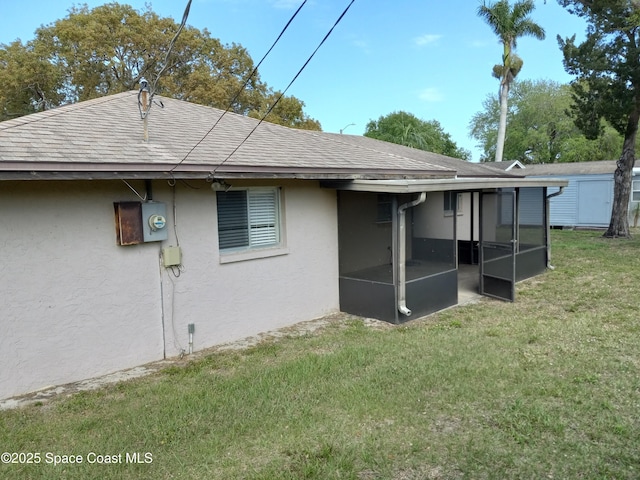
left=216, top=188, right=280, bottom=252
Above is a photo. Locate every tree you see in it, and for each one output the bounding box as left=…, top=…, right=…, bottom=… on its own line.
left=249, top=93, right=321, bottom=130
left=469, top=79, right=624, bottom=163
left=364, top=111, right=471, bottom=160
left=0, top=3, right=320, bottom=129
left=0, top=40, right=63, bottom=120
left=557, top=0, right=640, bottom=237
left=477, top=0, right=546, bottom=162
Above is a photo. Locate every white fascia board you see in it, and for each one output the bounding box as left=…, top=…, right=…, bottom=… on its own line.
left=323, top=177, right=569, bottom=193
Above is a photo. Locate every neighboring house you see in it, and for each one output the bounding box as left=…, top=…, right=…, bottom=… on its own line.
left=486, top=159, right=526, bottom=172
left=0, top=91, right=566, bottom=400
left=503, top=160, right=640, bottom=228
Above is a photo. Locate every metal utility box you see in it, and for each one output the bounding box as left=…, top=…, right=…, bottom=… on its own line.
left=114, top=202, right=144, bottom=245
left=141, top=202, right=168, bottom=242
left=163, top=246, right=182, bottom=267
left=115, top=201, right=168, bottom=245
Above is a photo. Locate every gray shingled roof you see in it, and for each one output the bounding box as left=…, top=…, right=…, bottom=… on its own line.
left=321, top=133, right=521, bottom=178
left=522, top=160, right=618, bottom=176
left=0, top=91, right=512, bottom=181
left=483, top=160, right=526, bottom=172
left=484, top=162, right=513, bottom=171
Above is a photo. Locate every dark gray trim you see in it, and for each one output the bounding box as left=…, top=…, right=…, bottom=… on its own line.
left=479, top=189, right=517, bottom=302
left=339, top=277, right=397, bottom=323
left=404, top=270, right=458, bottom=322
left=516, top=247, right=547, bottom=281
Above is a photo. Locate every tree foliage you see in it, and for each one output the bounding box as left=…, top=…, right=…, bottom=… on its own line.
left=249, top=93, right=321, bottom=130
left=557, top=0, right=640, bottom=237
left=477, top=0, right=545, bottom=162
left=0, top=3, right=320, bottom=130
left=0, top=40, right=63, bottom=118
left=364, top=111, right=471, bottom=161
left=469, top=79, right=624, bottom=163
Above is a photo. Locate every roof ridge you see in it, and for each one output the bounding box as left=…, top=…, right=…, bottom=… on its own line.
left=0, top=91, right=137, bottom=132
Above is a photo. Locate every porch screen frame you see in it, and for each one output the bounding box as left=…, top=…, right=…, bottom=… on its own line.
left=479, top=188, right=517, bottom=302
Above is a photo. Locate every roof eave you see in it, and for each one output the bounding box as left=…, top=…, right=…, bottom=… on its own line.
left=0, top=163, right=457, bottom=181
left=321, top=177, right=569, bottom=193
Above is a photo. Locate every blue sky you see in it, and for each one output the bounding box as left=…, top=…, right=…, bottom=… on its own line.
left=0, top=0, right=588, bottom=161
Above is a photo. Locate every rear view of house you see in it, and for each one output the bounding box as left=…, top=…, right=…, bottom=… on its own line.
left=0, top=92, right=566, bottom=400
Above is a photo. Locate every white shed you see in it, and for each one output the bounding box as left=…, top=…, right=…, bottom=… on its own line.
left=511, top=161, right=639, bottom=228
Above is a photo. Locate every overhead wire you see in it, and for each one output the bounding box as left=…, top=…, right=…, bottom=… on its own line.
left=170, top=0, right=308, bottom=172
left=152, top=0, right=193, bottom=94
left=121, top=179, right=148, bottom=201
left=210, top=0, right=356, bottom=176
left=139, top=0, right=193, bottom=120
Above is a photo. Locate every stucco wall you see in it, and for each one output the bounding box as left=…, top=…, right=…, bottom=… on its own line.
left=414, top=192, right=455, bottom=239
left=0, top=181, right=164, bottom=399
left=0, top=179, right=339, bottom=400
left=161, top=179, right=340, bottom=356
left=413, top=192, right=478, bottom=241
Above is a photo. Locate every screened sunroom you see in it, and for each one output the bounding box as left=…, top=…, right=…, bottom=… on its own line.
left=327, top=179, right=566, bottom=324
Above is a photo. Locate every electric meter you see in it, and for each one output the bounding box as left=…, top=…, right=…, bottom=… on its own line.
left=148, top=214, right=166, bottom=231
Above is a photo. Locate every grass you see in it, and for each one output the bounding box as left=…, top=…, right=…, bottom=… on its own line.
left=2, top=230, right=640, bottom=479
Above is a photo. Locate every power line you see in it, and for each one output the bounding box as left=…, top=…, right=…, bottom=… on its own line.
left=139, top=0, right=193, bottom=120
left=208, top=0, right=356, bottom=177
left=170, top=0, right=308, bottom=172
left=153, top=0, right=193, bottom=94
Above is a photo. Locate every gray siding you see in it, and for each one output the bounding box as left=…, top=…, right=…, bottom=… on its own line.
left=540, top=174, right=612, bottom=227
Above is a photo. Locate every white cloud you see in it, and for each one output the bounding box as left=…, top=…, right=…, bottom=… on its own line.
left=419, top=87, right=444, bottom=102
left=414, top=34, right=442, bottom=47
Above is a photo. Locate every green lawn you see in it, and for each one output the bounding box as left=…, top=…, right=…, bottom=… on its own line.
left=1, top=230, right=639, bottom=479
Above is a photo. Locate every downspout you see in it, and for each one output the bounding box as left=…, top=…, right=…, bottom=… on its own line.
left=546, top=186, right=565, bottom=269
left=397, top=192, right=427, bottom=317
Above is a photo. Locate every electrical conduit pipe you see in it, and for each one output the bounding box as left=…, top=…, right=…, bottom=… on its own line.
left=397, top=192, right=427, bottom=316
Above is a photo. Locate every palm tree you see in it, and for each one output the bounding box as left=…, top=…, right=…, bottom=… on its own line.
left=477, top=0, right=545, bottom=162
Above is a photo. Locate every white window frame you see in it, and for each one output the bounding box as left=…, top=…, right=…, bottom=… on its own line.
left=632, top=180, right=640, bottom=202
left=444, top=191, right=463, bottom=216
left=216, top=187, right=288, bottom=263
